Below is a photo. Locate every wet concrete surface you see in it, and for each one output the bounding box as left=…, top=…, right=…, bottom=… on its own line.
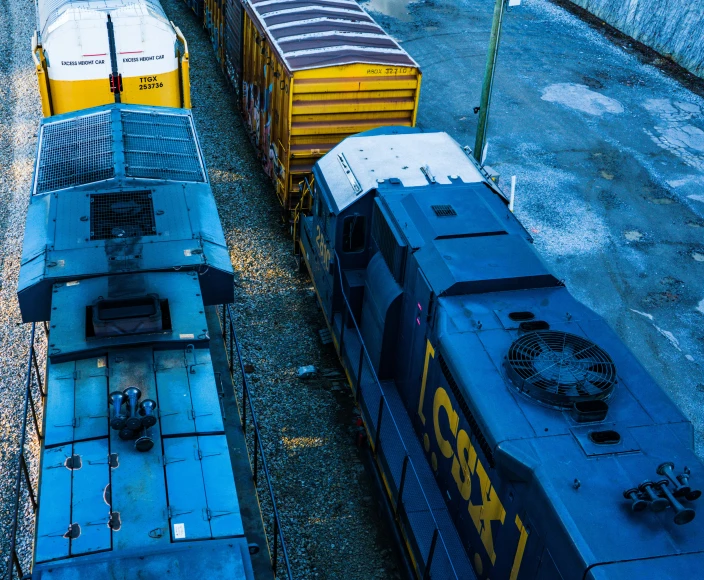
left=360, top=0, right=704, bottom=451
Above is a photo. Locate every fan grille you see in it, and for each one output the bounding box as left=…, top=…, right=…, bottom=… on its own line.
left=505, top=331, right=617, bottom=408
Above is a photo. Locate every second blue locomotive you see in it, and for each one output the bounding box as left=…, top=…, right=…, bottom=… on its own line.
left=299, top=127, right=704, bottom=579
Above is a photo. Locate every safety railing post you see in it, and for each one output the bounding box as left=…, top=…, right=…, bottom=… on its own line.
left=228, top=312, right=234, bottom=375
left=32, top=348, right=45, bottom=398
left=397, top=455, right=409, bottom=513
left=11, top=551, right=22, bottom=580
left=339, top=306, right=347, bottom=354
left=253, top=428, right=259, bottom=487
left=29, top=387, right=42, bottom=440
left=423, top=529, right=439, bottom=580
left=355, top=348, right=364, bottom=402
left=375, top=396, right=385, bottom=449
left=20, top=455, right=37, bottom=512
left=242, top=376, right=247, bottom=437
left=273, top=517, right=279, bottom=575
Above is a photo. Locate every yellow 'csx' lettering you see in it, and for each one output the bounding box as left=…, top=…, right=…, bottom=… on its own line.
left=419, top=340, right=528, bottom=576
left=314, top=224, right=331, bottom=268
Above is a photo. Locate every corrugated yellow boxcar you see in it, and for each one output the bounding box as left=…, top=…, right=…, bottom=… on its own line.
left=241, top=0, right=421, bottom=212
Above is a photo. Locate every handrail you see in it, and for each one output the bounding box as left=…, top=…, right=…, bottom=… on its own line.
left=332, top=251, right=460, bottom=579
left=171, top=22, right=191, bottom=109
left=292, top=176, right=313, bottom=254
left=6, top=323, right=46, bottom=580
left=220, top=305, right=293, bottom=579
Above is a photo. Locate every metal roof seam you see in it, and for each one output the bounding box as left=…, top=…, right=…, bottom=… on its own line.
left=284, top=45, right=409, bottom=57
left=277, top=31, right=390, bottom=42
left=267, top=17, right=380, bottom=31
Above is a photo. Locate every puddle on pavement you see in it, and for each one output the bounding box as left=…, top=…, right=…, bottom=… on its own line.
left=363, top=0, right=416, bottom=21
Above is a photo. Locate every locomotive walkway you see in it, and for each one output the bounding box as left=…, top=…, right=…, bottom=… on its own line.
left=369, top=0, right=704, bottom=452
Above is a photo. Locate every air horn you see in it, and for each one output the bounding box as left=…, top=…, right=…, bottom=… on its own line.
left=638, top=481, right=669, bottom=512
left=657, top=462, right=690, bottom=497
left=123, top=387, right=143, bottom=430
left=139, top=399, right=158, bottom=428
left=135, top=427, right=154, bottom=452
left=677, top=467, right=701, bottom=501
left=655, top=480, right=696, bottom=525
left=109, top=391, right=128, bottom=430
left=623, top=488, right=648, bottom=512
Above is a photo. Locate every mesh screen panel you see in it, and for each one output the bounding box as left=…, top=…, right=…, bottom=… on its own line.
left=122, top=112, right=206, bottom=182
left=90, top=191, right=156, bottom=240
left=36, top=112, right=114, bottom=194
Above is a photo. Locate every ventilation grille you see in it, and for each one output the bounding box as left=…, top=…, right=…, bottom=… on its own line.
left=438, top=354, right=494, bottom=467
left=505, top=331, right=617, bottom=409
left=122, top=112, right=205, bottom=182
left=36, top=112, right=114, bottom=195
left=90, top=191, right=156, bottom=241
left=371, top=201, right=406, bottom=285
left=431, top=204, right=457, bottom=217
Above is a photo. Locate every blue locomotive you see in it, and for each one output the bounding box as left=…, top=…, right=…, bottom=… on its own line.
left=18, top=104, right=262, bottom=579
left=299, top=127, right=704, bottom=579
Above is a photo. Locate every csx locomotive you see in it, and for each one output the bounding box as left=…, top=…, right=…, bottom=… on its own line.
left=300, top=126, right=704, bottom=579
left=17, top=104, right=265, bottom=579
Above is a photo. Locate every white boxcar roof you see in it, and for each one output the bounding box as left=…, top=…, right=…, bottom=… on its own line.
left=247, top=0, right=418, bottom=72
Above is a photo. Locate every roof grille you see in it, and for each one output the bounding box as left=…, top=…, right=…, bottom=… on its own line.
left=431, top=204, right=457, bottom=217
left=36, top=112, right=114, bottom=194
left=122, top=111, right=205, bottom=182
left=90, top=191, right=156, bottom=241
left=505, top=331, right=617, bottom=409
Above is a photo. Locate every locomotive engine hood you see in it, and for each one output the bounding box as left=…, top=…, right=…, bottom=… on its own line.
left=18, top=104, right=233, bottom=323
left=433, top=287, right=704, bottom=575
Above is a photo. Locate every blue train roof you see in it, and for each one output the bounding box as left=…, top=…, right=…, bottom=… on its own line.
left=18, top=105, right=233, bottom=323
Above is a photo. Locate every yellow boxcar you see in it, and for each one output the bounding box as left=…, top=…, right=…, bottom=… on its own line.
left=241, top=0, right=421, bottom=212
left=33, top=0, right=191, bottom=117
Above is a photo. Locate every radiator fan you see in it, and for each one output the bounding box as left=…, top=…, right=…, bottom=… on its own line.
left=505, top=331, right=617, bottom=408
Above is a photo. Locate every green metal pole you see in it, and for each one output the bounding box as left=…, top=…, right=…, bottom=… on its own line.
left=474, top=0, right=507, bottom=163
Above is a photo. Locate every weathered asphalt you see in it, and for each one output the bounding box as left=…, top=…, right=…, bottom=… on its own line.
left=364, top=0, right=704, bottom=450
